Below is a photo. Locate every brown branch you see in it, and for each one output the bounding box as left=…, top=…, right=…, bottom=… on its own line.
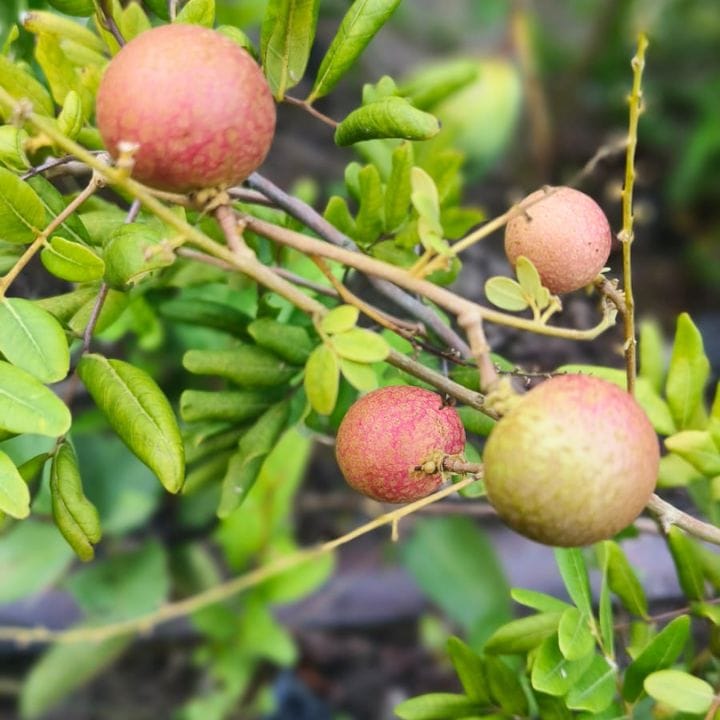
left=283, top=95, right=339, bottom=129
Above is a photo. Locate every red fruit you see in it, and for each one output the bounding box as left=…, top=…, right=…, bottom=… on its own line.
left=483, top=374, right=660, bottom=547
left=96, top=24, right=275, bottom=193
left=504, top=186, right=612, bottom=294
left=336, top=386, right=466, bottom=503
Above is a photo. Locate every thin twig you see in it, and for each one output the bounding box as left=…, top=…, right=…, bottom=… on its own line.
left=646, top=494, right=720, bottom=546
left=96, top=0, right=125, bottom=47
left=283, top=95, right=339, bottom=129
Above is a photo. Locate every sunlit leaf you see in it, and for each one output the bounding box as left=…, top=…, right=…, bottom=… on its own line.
left=484, top=276, right=529, bottom=312
left=644, top=670, right=713, bottom=714
left=0, top=450, right=30, bottom=519
left=0, top=168, right=45, bottom=244
left=304, top=343, right=339, bottom=415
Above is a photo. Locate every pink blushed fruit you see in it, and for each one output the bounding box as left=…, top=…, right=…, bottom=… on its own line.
left=335, top=386, right=466, bottom=503
left=483, top=374, right=660, bottom=547
left=96, top=24, right=276, bottom=193
left=504, top=186, right=612, bottom=294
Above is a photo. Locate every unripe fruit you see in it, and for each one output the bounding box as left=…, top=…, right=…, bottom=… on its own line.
left=336, top=386, right=466, bottom=503
left=504, top=186, right=612, bottom=294
left=483, top=374, right=659, bottom=547
left=96, top=24, right=275, bottom=193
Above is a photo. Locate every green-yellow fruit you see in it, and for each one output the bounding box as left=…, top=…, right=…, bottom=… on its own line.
left=504, top=186, right=612, bottom=294
left=483, top=374, right=659, bottom=547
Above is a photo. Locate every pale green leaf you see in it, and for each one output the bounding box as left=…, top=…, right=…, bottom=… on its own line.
left=340, top=358, right=378, bottom=391
left=644, top=670, right=713, bottom=714
left=394, top=693, right=482, bottom=720
left=516, top=255, right=551, bottom=310
left=667, top=526, right=706, bottom=600
left=565, top=655, right=616, bottom=713
left=400, top=58, right=480, bottom=111
left=446, top=636, right=490, bottom=703
left=331, top=328, right=389, bottom=362
left=484, top=276, right=529, bottom=312
left=41, top=236, right=105, bottom=282
left=320, top=304, right=359, bottom=334
left=531, top=635, right=592, bottom=696
left=484, top=612, right=563, bottom=654
left=555, top=548, right=593, bottom=615
left=639, top=319, right=665, bottom=392
left=304, top=343, right=339, bottom=415
left=0, top=167, right=45, bottom=244
left=665, top=430, right=720, bottom=477
left=0, top=53, right=54, bottom=117
left=77, top=354, right=185, bottom=493
left=26, top=174, right=92, bottom=246
left=602, top=540, right=648, bottom=617
left=558, top=607, right=595, bottom=661
left=385, top=142, right=413, bottom=231
left=0, top=449, right=30, bottom=519
left=175, top=0, right=215, bottom=26
left=0, top=126, right=30, bottom=171
left=355, top=163, right=385, bottom=243
left=510, top=588, right=572, bottom=614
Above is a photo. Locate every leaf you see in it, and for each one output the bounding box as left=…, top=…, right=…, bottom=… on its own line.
left=0, top=449, right=29, bottom=519
left=622, top=615, right=691, bottom=701
left=484, top=276, right=529, bottom=312
left=57, top=89, right=84, bottom=139
left=303, top=343, right=340, bottom=415
left=26, top=175, right=92, bottom=246
left=159, top=297, right=250, bottom=337
left=400, top=58, right=480, bottom=111
left=50, top=441, right=102, bottom=562
left=103, top=222, right=172, bottom=288
left=667, top=526, right=706, bottom=600
left=247, top=317, right=313, bottom=364
left=0, top=167, right=46, bottom=244
left=0, top=53, right=54, bottom=118
left=77, top=354, right=185, bottom=493
left=320, top=304, right=359, bottom=334
left=484, top=612, right=563, bottom=654
left=340, top=358, right=378, bottom=391
left=0, top=297, right=70, bottom=383
left=335, top=96, right=439, bottom=146
left=665, top=430, right=720, bottom=476
left=516, top=255, right=551, bottom=310
left=484, top=655, right=528, bottom=715
left=355, top=164, right=385, bottom=243
left=323, top=195, right=357, bottom=238
left=639, top=319, right=665, bottom=392
left=0, top=521, right=74, bottom=603
left=0, top=126, right=30, bottom=171
left=331, top=328, right=390, bottom=362
left=565, top=655, right=616, bottom=713
left=531, top=635, right=592, bottom=696
left=665, top=313, right=710, bottom=429
left=446, top=636, right=490, bottom=703
left=555, top=548, right=593, bottom=615
left=558, top=607, right=595, bottom=661
left=308, top=0, right=402, bottom=102
left=20, top=637, right=131, bottom=720
left=510, top=588, right=572, bottom=614
left=180, top=389, right=271, bottom=423
left=394, top=693, right=482, bottom=720
left=175, top=0, right=215, bottom=26
left=411, top=166, right=442, bottom=233
left=456, top=406, right=496, bottom=437
left=0, top=360, right=71, bottom=437
left=602, top=540, right=648, bottom=617
left=40, top=236, right=105, bottom=282
left=598, top=552, right=615, bottom=661
left=183, top=345, right=296, bottom=388
left=384, top=142, right=413, bottom=232
left=260, top=0, right=320, bottom=98
left=217, top=401, right=290, bottom=517
left=400, top=517, right=510, bottom=638
left=34, top=32, right=89, bottom=110
left=644, top=670, right=714, bottom=714
left=237, top=594, right=297, bottom=666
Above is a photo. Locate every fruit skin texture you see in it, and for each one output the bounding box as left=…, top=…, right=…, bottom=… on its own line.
left=335, top=386, right=466, bottom=503
left=96, top=24, right=275, bottom=193
left=504, top=186, right=612, bottom=294
left=483, top=374, right=659, bottom=547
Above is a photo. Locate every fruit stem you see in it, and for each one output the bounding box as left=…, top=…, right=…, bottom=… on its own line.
left=619, top=33, right=649, bottom=395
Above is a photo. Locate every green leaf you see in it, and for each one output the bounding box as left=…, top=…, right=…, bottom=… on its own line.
left=183, top=345, right=296, bottom=388
left=0, top=521, right=74, bottom=603
left=555, top=548, right=593, bottom=615
left=446, top=636, right=490, bottom=703
left=516, top=255, right=551, bottom=310
left=0, top=167, right=45, bottom=244
left=385, top=142, right=413, bottom=231
left=484, top=276, right=529, bottom=312
left=644, top=670, right=713, bottom=714
left=394, top=693, right=482, bottom=720
left=65, top=541, right=169, bottom=621
left=308, top=0, right=402, bottom=102
left=217, top=401, right=290, bottom=517
left=565, top=655, right=616, bottom=713
left=622, top=615, right=691, bottom=701
left=22, top=10, right=105, bottom=52
left=20, top=637, right=131, bottom=720
left=331, top=328, right=390, bottom=363
left=103, top=222, right=173, bottom=288
left=335, top=96, right=439, bottom=146
left=26, top=175, right=92, bottom=246
left=531, top=634, right=592, bottom=696
left=558, top=607, right=595, bottom=661
left=0, top=449, right=29, bottom=519
left=602, top=540, right=648, bottom=617
left=57, top=89, right=84, bottom=139
left=34, top=31, right=90, bottom=110
left=175, top=0, right=215, bottom=26
left=340, top=358, right=378, bottom=391
left=68, top=287, right=129, bottom=337
left=0, top=126, right=30, bottom=171
left=665, top=313, right=710, bottom=429
left=400, top=58, right=480, bottom=111
left=456, top=406, right=495, bottom=437
left=485, top=655, right=529, bottom=715
left=0, top=53, right=54, bottom=118
left=180, top=388, right=271, bottom=423
left=304, top=343, right=340, bottom=415
left=0, top=297, right=69, bottom=383
left=510, top=588, right=572, bottom=614
left=320, top=304, right=359, bottom=334
left=355, top=163, right=385, bottom=243
left=159, top=297, right=250, bottom=337
left=323, top=195, right=357, bottom=238
left=77, top=354, right=185, bottom=493
left=411, top=166, right=442, bottom=232
left=665, top=430, right=720, bottom=476
left=50, top=441, right=101, bottom=562
left=237, top=594, right=297, bottom=666
left=639, top=319, right=665, bottom=393
left=40, top=236, right=105, bottom=282
left=260, top=0, right=320, bottom=98
left=0, top=360, right=71, bottom=437
left=484, top=612, right=563, bottom=654
left=401, top=517, right=510, bottom=638
left=598, top=551, right=614, bottom=660
left=247, top=318, right=313, bottom=364
left=667, top=526, right=706, bottom=600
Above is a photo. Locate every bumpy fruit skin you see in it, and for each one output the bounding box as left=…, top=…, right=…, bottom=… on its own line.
left=336, top=386, right=466, bottom=503
left=483, top=374, right=659, bottom=547
left=504, top=186, right=612, bottom=294
left=96, top=24, right=275, bottom=192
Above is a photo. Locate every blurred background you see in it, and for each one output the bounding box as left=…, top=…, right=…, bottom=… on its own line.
left=0, top=0, right=718, bottom=718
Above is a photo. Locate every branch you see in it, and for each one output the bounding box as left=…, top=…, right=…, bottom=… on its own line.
left=646, top=494, right=720, bottom=546
left=283, top=95, right=339, bottom=129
